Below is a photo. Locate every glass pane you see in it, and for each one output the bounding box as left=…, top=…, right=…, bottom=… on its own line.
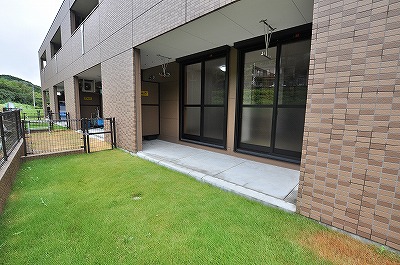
left=204, top=107, right=224, bottom=140
left=275, top=108, right=306, bottom=152
left=278, top=39, right=311, bottom=105
left=185, top=63, right=201, bottom=104
left=240, top=107, right=272, bottom=147
left=183, top=107, right=200, bottom=136
left=204, top=57, right=226, bottom=105
left=243, top=47, right=276, bottom=105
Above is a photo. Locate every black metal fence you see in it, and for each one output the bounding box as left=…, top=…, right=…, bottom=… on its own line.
left=0, top=110, right=23, bottom=167
left=22, top=117, right=116, bottom=155
left=22, top=111, right=70, bottom=121
left=82, top=118, right=116, bottom=153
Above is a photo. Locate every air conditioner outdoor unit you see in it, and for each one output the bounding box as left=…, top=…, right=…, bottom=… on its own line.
left=81, top=79, right=95, bottom=93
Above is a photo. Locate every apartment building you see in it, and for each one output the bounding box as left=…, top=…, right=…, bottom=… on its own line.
left=39, top=0, right=400, bottom=250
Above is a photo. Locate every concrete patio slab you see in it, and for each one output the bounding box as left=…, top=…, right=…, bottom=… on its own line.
left=137, top=140, right=300, bottom=212
left=215, top=161, right=300, bottom=199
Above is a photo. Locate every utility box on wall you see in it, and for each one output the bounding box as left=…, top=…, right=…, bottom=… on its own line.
left=141, top=81, right=160, bottom=139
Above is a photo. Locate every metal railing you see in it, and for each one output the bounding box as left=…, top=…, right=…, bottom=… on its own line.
left=0, top=110, right=23, bottom=167
left=22, top=117, right=116, bottom=155
left=82, top=118, right=116, bottom=153
left=22, top=111, right=70, bottom=121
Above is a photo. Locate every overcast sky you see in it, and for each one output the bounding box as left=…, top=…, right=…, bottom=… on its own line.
left=0, top=0, right=63, bottom=86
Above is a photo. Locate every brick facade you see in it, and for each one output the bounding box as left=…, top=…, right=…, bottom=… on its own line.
left=298, top=0, right=400, bottom=250
left=102, top=49, right=137, bottom=151
left=39, top=0, right=400, bottom=250
left=39, top=0, right=238, bottom=152
left=64, top=77, right=79, bottom=119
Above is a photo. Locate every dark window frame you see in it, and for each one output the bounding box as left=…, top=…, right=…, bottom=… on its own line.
left=234, top=23, right=312, bottom=164
left=40, top=51, right=47, bottom=70
left=50, top=27, right=62, bottom=58
left=177, top=46, right=230, bottom=149
left=70, top=0, right=99, bottom=34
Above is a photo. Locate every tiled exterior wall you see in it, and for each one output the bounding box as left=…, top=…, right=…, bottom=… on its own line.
left=38, top=0, right=237, bottom=152
left=49, top=87, right=57, bottom=114
left=39, top=0, right=238, bottom=91
left=39, top=0, right=400, bottom=250
left=298, top=0, right=400, bottom=250
left=102, top=49, right=137, bottom=151
left=64, top=77, right=79, bottom=119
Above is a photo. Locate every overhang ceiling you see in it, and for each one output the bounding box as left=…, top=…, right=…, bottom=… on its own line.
left=71, top=0, right=98, bottom=16
left=137, top=0, right=314, bottom=69
left=76, top=64, right=102, bottom=81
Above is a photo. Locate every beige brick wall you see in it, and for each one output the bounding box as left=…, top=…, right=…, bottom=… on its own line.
left=49, top=86, right=57, bottom=114
left=298, top=0, right=400, bottom=251
left=64, top=77, right=80, bottom=119
left=39, top=0, right=239, bottom=151
left=39, top=0, right=239, bottom=90
left=99, top=0, right=133, bottom=42
left=102, top=49, right=137, bottom=152
left=83, top=7, right=100, bottom=53
left=132, top=0, right=186, bottom=46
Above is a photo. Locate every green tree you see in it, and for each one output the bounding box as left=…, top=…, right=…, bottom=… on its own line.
left=0, top=75, right=42, bottom=107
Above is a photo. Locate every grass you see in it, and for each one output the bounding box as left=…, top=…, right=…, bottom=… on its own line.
left=1, top=102, right=43, bottom=117
left=0, top=150, right=399, bottom=264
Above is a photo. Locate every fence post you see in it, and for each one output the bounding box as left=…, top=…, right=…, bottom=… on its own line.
left=109, top=118, right=114, bottom=150
left=81, top=119, right=86, bottom=153
left=49, top=110, right=54, bottom=131
left=21, top=120, right=27, bottom=156
left=81, top=119, right=90, bottom=153
left=0, top=114, right=8, bottom=161
left=86, top=119, right=90, bottom=153
left=67, top=113, right=70, bottom=129
left=17, top=110, right=22, bottom=139
left=14, top=110, right=20, bottom=139
left=112, top=117, right=116, bottom=148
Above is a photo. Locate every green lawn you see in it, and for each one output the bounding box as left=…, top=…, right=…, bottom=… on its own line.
left=0, top=150, right=399, bottom=264
left=1, top=102, right=43, bottom=117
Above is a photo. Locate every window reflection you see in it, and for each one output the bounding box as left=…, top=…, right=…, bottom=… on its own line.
left=185, top=63, right=202, bottom=104
left=243, top=47, right=276, bottom=105
left=278, top=40, right=311, bottom=105
left=238, top=38, right=310, bottom=159
left=204, top=58, right=226, bottom=105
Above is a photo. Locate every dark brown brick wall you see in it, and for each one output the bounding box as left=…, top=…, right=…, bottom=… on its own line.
left=298, top=0, right=400, bottom=250
left=0, top=141, right=24, bottom=214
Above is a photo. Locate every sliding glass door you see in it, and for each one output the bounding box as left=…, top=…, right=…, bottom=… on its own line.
left=239, top=47, right=276, bottom=152
left=237, top=38, right=311, bottom=162
left=181, top=50, right=228, bottom=148
left=274, top=41, right=309, bottom=156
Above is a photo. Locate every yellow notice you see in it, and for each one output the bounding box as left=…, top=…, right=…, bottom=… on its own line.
left=83, top=97, right=92, bottom=101
left=141, top=91, right=149, bottom=97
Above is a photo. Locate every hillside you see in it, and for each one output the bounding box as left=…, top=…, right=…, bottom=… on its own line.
left=0, top=75, right=42, bottom=107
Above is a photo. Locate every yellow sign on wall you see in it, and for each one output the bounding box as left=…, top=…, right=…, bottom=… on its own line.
left=141, top=91, right=149, bottom=97
left=83, top=97, right=92, bottom=101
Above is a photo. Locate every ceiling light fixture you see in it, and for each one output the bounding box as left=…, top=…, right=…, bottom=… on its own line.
left=219, top=65, right=226, bottom=72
